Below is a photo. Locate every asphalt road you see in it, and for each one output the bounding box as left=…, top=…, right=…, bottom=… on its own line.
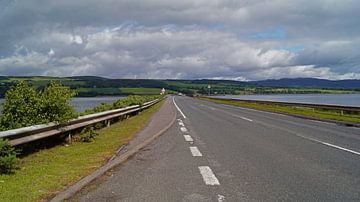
left=74, top=96, right=360, bottom=201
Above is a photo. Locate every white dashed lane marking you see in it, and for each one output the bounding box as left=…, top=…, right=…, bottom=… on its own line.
left=240, top=116, right=253, bottom=122
left=318, top=141, right=360, bottom=156
left=183, top=135, right=194, bottom=142
left=217, top=194, right=226, bottom=202
left=231, top=114, right=253, bottom=122
left=198, top=166, right=220, bottom=185
left=189, top=146, right=202, bottom=157
left=180, top=127, right=188, bottom=133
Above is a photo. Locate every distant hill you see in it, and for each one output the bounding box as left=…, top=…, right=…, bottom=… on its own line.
left=251, top=78, right=360, bottom=89
left=0, top=76, right=358, bottom=97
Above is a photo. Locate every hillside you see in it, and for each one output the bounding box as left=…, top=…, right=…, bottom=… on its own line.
left=251, top=78, right=360, bottom=89
left=0, top=76, right=358, bottom=97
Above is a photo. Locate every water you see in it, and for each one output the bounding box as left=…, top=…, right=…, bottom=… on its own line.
left=70, top=96, right=125, bottom=112
left=0, top=96, right=125, bottom=113
left=212, top=94, right=360, bottom=107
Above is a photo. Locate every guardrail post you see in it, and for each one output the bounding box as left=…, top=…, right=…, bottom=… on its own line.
left=341, top=110, right=344, bottom=115
left=107, top=120, right=111, bottom=127
left=66, top=133, right=72, bottom=144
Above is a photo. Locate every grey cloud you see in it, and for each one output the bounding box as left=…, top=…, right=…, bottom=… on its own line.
left=0, top=0, right=359, bottom=80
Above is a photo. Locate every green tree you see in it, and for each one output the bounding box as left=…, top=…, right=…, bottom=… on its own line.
left=38, top=82, right=77, bottom=123
left=0, top=82, right=41, bottom=130
left=0, top=81, right=77, bottom=131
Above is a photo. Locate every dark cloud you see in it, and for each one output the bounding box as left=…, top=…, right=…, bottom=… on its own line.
left=0, top=0, right=359, bottom=80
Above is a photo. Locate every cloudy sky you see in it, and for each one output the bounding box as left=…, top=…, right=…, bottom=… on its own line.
left=0, top=0, right=359, bottom=80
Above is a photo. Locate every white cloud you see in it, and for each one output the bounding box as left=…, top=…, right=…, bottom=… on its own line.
left=250, top=65, right=360, bottom=80
left=0, top=0, right=359, bottom=80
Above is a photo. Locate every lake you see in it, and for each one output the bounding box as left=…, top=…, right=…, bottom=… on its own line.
left=0, top=96, right=125, bottom=113
left=211, top=94, right=360, bottom=107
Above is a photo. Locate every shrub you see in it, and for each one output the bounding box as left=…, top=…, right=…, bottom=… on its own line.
left=38, top=82, right=77, bottom=123
left=0, top=81, right=77, bottom=131
left=78, top=127, right=98, bottom=142
left=82, top=95, right=163, bottom=115
left=0, top=138, right=18, bottom=174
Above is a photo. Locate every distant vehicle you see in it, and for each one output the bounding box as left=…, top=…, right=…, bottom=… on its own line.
left=160, top=88, right=166, bottom=95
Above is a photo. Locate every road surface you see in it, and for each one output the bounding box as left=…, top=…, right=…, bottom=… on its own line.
left=74, top=96, right=360, bottom=201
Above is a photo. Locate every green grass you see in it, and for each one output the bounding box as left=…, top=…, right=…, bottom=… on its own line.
left=199, top=97, right=360, bottom=123
left=119, top=87, right=161, bottom=95
left=0, top=100, right=164, bottom=202
left=119, top=87, right=176, bottom=95
left=7, top=77, right=71, bottom=81
left=76, top=87, right=122, bottom=95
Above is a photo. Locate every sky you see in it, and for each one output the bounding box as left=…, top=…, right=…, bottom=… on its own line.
left=0, top=0, right=359, bottom=81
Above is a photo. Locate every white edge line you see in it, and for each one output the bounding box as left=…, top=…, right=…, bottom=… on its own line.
left=173, top=97, right=187, bottom=119
left=189, top=146, right=203, bottom=157
left=198, top=166, right=220, bottom=185
left=183, top=135, right=193, bottom=142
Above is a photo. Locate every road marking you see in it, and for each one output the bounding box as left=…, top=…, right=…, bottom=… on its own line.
left=198, top=166, right=220, bottom=185
left=173, top=97, right=187, bottom=119
left=217, top=194, right=226, bottom=202
left=232, top=114, right=253, bottom=122
left=180, top=127, right=188, bottom=133
left=319, top=141, right=360, bottom=156
left=183, top=135, right=193, bottom=142
left=177, top=119, right=185, bottom=126
left=189, top=146, right=202, bottom=157
left=202, top=99, right=360, bottom=157
left=288, top=133, right=360, bottom=156
left=240, top=117, right=253, bottom=122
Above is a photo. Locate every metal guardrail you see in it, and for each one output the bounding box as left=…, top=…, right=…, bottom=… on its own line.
left=210, top=98, right=360, bottom=114
left=0, top=99, right=160, bottom=146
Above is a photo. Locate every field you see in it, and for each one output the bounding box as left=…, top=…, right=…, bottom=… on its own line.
left=119, top=87, right=161, bottom=95
left=76, top=87, right=122, bottom=96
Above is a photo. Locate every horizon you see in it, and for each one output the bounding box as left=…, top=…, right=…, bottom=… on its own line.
left=0, top=1, right=359, bottom=80
left=1, top=75, right=360, bottom=82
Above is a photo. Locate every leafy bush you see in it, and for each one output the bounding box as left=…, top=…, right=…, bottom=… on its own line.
left=77, top=127, right=98, bottom=142
left=82, top=95, right=162, bottom=115
left=38, top=82, right=77, bottom=123
left=0, top=138, right=18, bottom=174
left=0, top=81, right=77, bottom=131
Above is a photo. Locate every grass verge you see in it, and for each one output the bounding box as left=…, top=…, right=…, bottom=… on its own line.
left=199, top=97, right=360, bottom=124
left=0, top=100, right=164, bottom=202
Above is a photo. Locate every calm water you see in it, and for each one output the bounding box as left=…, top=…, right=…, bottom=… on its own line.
left=70, top=96, right=125, bottom=112
left=212, top=94, right=360, bottom=107
left=0, top=96, right=125, bottom=113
